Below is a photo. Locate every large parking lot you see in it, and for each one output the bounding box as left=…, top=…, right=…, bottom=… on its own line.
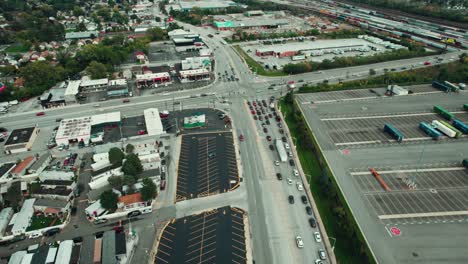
left=296, top=89, right=468, bottom=263
left=176, top=132, right=238, bottom=201
left=155, top=206, right=247, bottom=264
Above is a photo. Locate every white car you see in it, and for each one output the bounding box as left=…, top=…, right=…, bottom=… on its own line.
left=288, top=152, right=293, bottom=158
left=274, top=160, right=280, bottom=166
left=314, top=232, right=322, bottom=242
left=284, top=143, right=290, bottom=149
left=296, top=236, right=304, bottom=248
left=29, top=233, right=41, bottom=239
left=287, top=178, right=293, bottom=185
left=293, top=169, right=299, bottom=177
left=296, top=182, right=303, bottom=191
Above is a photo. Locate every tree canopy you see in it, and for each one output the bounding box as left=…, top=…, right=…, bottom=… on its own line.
left=108, top=147, right=125, bottom=166
left=122, top=153, right=143, bottom=176
left=85, top=61, right=108, bottom=79
left=140, top=178, right=157, bottom=201
left=99, top=190, right=119, bottom=212
left=108, top=175, right=123, bottom=188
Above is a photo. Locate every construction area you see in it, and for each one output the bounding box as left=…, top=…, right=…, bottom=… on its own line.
left=155, top=206, right=247, bottom=264
left=176, top=132, right=239, bottom=201
left=295, top=89, right=468, bottom=264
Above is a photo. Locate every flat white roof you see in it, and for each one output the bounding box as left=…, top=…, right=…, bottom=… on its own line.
left=11, top=198, right=35, bottom=234
left=64, top=80, right=81, bottom=96
left=8, top=251, right=27, bottom=264
left=20, top=253, right=34, bottom=264
left=39, top=171, right=74, bottom=182
left=80, top=78, right=109, bottom=87
left=0, top=207, right=13, bottom=235
left=144, top=108, right=164, bottom=136
left=256, top=38, right=369, bottom=54
left=168, top=29, right=191, bottom=36
left=55, top=240, right=73, bottom=264
left=108, top=79, right=127, bottom=86
left=179, top=0, right=237, bottom=9
left=93, top=152, right=109, bottom=162
left=179, top=68, right=210, bottom=76
left=91, top=112, right=121, bottom=126
left=135, top=72, right=170, bottom=81
left=85, top=200, right=105, bottom=216
left=55, top=116, right=92, bottom=141
left=45, top=247, right=58, bottom=263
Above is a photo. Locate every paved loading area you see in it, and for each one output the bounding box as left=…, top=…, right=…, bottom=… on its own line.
left=176, top=132, right=239, bottom=201
left=296, top=90, right=468, bottom=264
left=155, top=206, right=247, bottom=264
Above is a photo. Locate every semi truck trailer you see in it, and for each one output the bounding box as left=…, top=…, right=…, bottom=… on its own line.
left=452, top=119, right=468, bottom=134
left=433, top=105, right=454, bottom=120
left=419, top=122, right=442, bottom=140
left=276, top=139, right=288, bottom=162
left=438, top=120, right=462, bottom=137
left=432, top=120, right=456, bottom=138
left=383, top=123, right=404, bottom=142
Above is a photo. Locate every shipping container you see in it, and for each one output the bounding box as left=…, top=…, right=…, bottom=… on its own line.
left=439, top=120, right=462, bottom=137
left=433, top=105, right=454, bottom=120
left=452, top=119, right=468, bottom=134
left=383, top=123, right=404, bottom=142
left=419, top=122, right=442, bottom=140
left=432, top=120, right=456, bottom=138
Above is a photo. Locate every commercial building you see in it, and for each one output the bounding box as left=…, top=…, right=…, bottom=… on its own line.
left=255, top=39, right=370, bottom=57
left=118, top=193, right=145, bottom=211
left=0, top=207, right=13, bottom=237
left=102, top=231, right=116, bottom=264
left=11, top=198, right=35, bottom=236
left=55, top=112, right=121, bottom=146
left=177, top=0, right=241, bottom=11
left=168, top=29, right=194, bottom=39
left=28, top=154, right=51, bottom=174
left=4, top=126, right=39, bottom=154
left=79, top=78, right=109, bottom=93
left=213, top=12, right=289, bottom=30
left=64, top=80, right=81, bottom=103
left=181, top=57, right=212, bottom=70
left=179, top=68, right=211, bottom=83
left=144, top=108, right=165, bottom=136
left=107, top=79, right=129, bottom=97
left=39, top=88, right=66, bottom=108
left=39, top=171, right=74, bottom=182
left=135, top=72, right=172, bottom=88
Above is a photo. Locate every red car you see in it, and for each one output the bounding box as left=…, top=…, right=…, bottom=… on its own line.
left=36, top=112, right=45, bottom=116
left=239, top=134, right=245, bottom=141
left=251, top=110, right=255, bottom=115
left=137, top=130, right=146, bottom=135
left=160, top=180, right=166, bottom=190
left=424, top=61, right=431, bottom=65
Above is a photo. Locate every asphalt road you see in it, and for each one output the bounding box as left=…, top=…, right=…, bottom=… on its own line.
left=0, top=16, right=465, bottom=264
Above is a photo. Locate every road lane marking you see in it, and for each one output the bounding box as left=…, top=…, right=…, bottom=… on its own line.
left=379, top=211, right=468, bottom=220
left=321, top=111, right=466, bottom=121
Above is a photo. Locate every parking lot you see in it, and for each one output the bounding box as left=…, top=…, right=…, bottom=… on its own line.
left=176, top=132, right=238, bottom=201
left=155, top=206, right=246, bottom=264
left=322, top=112, right=468, bottom=146
left=121, top=115, right=146, bottom=138
left=296, top=90, right=468, bottom=263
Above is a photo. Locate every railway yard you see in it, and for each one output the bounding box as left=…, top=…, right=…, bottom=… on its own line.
left=296, top=87, right=468, bottom=263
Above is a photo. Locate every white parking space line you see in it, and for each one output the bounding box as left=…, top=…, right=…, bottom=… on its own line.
left=350, top=167, right=466, bottom=176
left=321, top=111, right=466, bottom=121
left=379, top=211, right=468, bottom=220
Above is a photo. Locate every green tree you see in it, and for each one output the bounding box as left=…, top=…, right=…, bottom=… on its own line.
left=125, top=144, right=135, bottom=154
left=145, top=27, right=167, bottom=41
left=123, top=174, right=136, bottom=186
left=85, top=61, right=108, bottom=79
left=108, top=147, right=125, bottom=166
left=108, top=175, right=123, bottom=188
left=4, top=182, right=21, bottom=208
left=20, top=61, right=66, bottom=90
left=140, top=178, right=157, bottom=201
left=122, top=153, right=143, bottom=176
left=99, top=190, right=119, bottom=211
left=73, top=6, right=84, bottom=16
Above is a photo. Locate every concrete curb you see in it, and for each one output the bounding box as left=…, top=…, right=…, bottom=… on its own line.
left=276, top=101, right=337, bottom=264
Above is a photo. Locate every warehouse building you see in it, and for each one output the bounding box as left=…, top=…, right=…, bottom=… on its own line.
left=107, top=79, right=129, bottom=97
left=213, top=12, right=289, bottom=30
left=255, top=39, right=370, bottom=57
left=177, top=0, right=241, bottom=11
left=144, top=108, right=165, bottom=136
left=182, top=57, right=212, bottom=70
left=4, top=126, right=39, bottom=154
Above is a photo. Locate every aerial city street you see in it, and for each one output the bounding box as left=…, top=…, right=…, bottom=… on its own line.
left=0, top=0, right=466, bottom=263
